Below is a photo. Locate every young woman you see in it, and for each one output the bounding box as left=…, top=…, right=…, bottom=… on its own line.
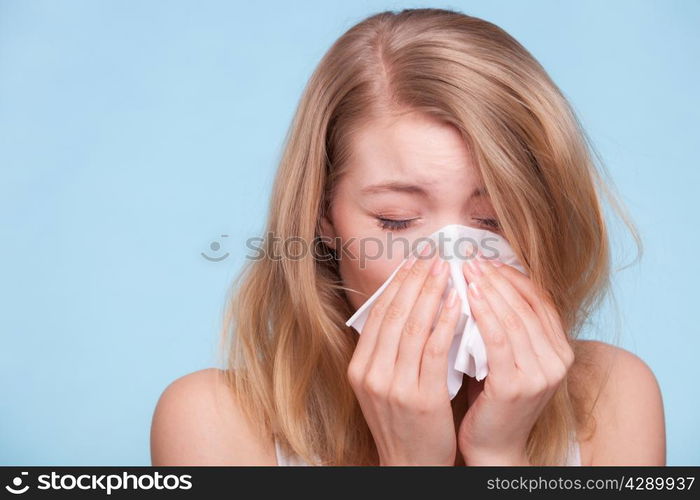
left=150, top=8, right=665, bottom=466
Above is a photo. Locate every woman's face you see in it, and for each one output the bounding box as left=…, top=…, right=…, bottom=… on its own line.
left=320, top=111, right=500, bottom=312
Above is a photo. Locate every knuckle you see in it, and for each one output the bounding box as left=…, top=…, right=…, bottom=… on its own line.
left=388, top=387, right=413, bottom=408
left=347, top=363, right=364, bottom=388
left=394, top=265, right=411, bottom=282
left=403, top=316, right=426, bottom=338
left=414, top=399, right=435, bottom=416
left=479, top=278, right=495, bottom=295
left=436, top=307, right=456, bottom=327
left=409, top=255, right=431, bottom=276
left=528, top=373, right=548, bottom=395
left=422, top=275, right=444, bottom=295
left=550, top=359, right=568, bottom=382
left=364, top=373, right=387, bottom=397
left=490, top=329, right=507, bottom=346
left=384, top=302, right=405, bottom=322
left=423, top=340, right=446, bottom=359
left=512, top=302, right=534, bottom=321
left=408, top=261, right=426, bottom=278
left=498, top=384, right=519, bottom=402
left=562, top=345, right=575, bottom=368
left=501, top=310, right=522, bottom=331
left=368, top=300, right=386, bottom=321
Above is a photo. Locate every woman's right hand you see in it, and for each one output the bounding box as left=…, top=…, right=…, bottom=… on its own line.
left=346, top=245, right=462, bottom=466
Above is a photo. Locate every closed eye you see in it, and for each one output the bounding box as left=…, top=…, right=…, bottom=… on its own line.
left=376, top=217, right=415, bottom=231
left=374, top=217, right=500, bottom=232
left=474, top=217, right=500, bottom=231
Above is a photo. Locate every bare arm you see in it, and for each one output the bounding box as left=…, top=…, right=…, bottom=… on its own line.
left=581, top=340, right=666, bottom=465
left=150, top=368, right=274, bottom=465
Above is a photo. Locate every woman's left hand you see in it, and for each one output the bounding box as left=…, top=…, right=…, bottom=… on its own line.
left=457, top=255, right=575, bottom=465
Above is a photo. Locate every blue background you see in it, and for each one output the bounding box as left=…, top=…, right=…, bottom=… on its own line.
left=1, top=0, right=697, bottom=465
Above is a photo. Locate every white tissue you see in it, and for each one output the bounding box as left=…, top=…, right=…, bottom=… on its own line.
left=345, top=223, right=528, bottom=400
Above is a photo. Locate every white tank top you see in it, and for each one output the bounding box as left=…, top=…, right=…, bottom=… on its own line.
left=275, top=436, right=582, bottom=466
left=274, top=438, right=313, bottom=466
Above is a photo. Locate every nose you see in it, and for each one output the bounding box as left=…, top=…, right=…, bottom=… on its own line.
left=410, top=222, right=483, bottom=260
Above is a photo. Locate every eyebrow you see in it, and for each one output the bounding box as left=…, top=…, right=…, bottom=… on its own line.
left=360, top=181, right=487, bottom=201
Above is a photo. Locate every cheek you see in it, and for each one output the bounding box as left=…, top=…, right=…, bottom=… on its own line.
left=328, top=201, right=411, bottom=310
left=338, top=248, right=405, bottom=312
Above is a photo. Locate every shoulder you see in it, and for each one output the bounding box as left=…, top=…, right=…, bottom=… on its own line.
left=150, top=368, right=275, bottom=465
left=571, top=340, right=666, bottom=465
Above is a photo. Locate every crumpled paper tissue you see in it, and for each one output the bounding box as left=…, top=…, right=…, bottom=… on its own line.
left=345, top=223, right=527, bottom=399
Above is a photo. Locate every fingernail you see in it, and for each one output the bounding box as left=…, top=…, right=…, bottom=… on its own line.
left=420, top=241, right=432, bottom=256
left=405, top=255, right=417, bottom=269
left=446, top=288, right=458, bottom=308
left=490, top=259, right=503, bottom=267
left=468, top=280, right=481, bottom=298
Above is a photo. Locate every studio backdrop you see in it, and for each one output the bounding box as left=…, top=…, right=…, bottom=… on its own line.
left=0, top=0, right=698, bottom=465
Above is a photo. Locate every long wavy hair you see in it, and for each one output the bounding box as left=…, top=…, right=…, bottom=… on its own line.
left=218, top=7, right=642, bottom=465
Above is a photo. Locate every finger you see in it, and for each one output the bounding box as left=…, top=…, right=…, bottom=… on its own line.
left=350, top=256, right=414, bottom=369
left=462, top=260, right=517, bottom=383
left=483, top=259, right=572, bottom=365
left=368, top=245, right=439, bottom=376
left=473, top=257, right=560, bottom=373
left=465, top=258, right=540, bottom=374
left=393, top=255, right=450, bottom=388
left=418, top=287, right=462, bottom=393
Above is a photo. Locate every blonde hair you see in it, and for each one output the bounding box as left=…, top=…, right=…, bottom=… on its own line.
left=219, top=7, right=642, bottom=465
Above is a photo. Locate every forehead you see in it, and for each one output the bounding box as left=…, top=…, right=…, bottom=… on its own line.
left=345, top=112, right=482, bottom=188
